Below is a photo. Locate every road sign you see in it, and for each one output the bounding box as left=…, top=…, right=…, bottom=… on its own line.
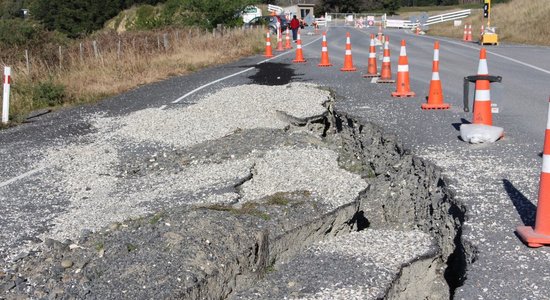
left=368, top=20, right=374, bottom=26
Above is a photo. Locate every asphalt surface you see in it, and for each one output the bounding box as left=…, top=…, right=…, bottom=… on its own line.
left=2, top=24, right=550, bottom=299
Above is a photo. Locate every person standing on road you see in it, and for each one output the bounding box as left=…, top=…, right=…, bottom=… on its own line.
left=290, top=15, right=300, bottom=42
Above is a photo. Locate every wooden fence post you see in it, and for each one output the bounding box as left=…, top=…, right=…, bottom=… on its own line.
left=93, top=40, right=99, bottom=58
left=163, top=33, right=169, bottom=50
left=79, top=43, right=83, bottom=61
left=117, top=39, right=121, bottom=59
left=25, top=50, right=30, bottom=72
left=58, top=46, right=62, bottom=68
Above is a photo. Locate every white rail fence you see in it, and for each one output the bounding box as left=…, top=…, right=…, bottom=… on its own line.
left=385, top=9, right=471, bottom=29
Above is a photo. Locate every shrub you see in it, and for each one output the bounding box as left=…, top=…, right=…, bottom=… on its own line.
left=0, top=19, right=45, bottom=47
left=33, top=81, right=67, bottom=107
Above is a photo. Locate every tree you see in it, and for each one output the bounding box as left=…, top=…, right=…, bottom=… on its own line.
left=29, top=0, right=167, bottom=38
left=383, top=0, right=400, bottom=15
left=318, top=0, right=362, bottom=13
left=169, top=0, right=259, bottom=29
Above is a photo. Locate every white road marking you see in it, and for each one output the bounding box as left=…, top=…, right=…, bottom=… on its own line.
left=171, top=37, right=323, bottom=104
left=371, top=77, right=378, bottom=83
left=0, top=166, right=45, bottom=189
left=159, top=105, right=167, bottom=110
left=417, top=33, right=550, bottom=75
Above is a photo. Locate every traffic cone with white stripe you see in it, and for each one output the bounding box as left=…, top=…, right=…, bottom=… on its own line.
left=318, top=32, right=332, bottom=67
left=422, top=41, right=450, bottom=110
left=467, top=24, right=473, bottom=42
left=276, top=28, right=284, bottom=51
left=364, top=34, right=379, bottom=78
left=517, top=97, right=550, bottom=247
left=378, top=24, right=383, bottom=42
left=459, top=48, right=503, bottom=143
left=473, top=48, right=493, bottom=125
left=264, top=31, right=273, bottom=58
left=479, top=24, right=485, bottom=42
left=391, top=40, right=415, bottom=97
left=340, top=32, right=356, bottom=72
left=293, top=31, right=306, bottom=63
left=284, top=28, right=292, bottom=50
left=463, top=24, right=468, bottom=41
left=377, top=37, right=395, bottom=84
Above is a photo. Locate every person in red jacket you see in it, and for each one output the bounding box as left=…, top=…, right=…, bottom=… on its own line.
left=290, top=15, right=300, bottom=42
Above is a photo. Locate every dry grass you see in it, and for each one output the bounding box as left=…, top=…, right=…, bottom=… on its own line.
left=426, top=0, right=550, bottom=45
left=3, top=27, right=265, bottom=123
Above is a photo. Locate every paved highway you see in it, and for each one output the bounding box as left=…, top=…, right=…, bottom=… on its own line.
left=1, top=24, right=550, bottom=298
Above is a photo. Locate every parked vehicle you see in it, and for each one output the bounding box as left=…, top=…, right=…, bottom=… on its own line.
left=245, top=15, right=289, bottom=34
left=241, top=6, right=262, bottom=24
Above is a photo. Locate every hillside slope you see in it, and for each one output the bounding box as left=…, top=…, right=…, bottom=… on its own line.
left=427, top=0, right=550, bottom=46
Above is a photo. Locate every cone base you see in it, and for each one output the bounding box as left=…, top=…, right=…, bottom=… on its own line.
left=340, top=67, right=357, bottom=72
left=264, top=54, right=274, bottom=58
left=363, top=73, right=380, bottom=78
left=318, top=63, right=333, bottom=67
left=392, top=91, right=416, bottom=97
left=377, top=78, right=395, bottom=84
left=293, top=59, right=307, bottom=63
left=421, top=103, right=450, bottom=110
left=284, top=46, right=293, bottom=50
left=516, top=226, right=550, bottom=248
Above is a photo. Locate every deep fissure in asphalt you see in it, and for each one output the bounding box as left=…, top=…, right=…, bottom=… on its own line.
left=0, top=94, right=472, bottom=299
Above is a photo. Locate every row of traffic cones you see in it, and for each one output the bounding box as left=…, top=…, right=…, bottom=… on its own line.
left=264, top=29, right=550, bottom=250
left=463, top=24, right=473, bottom=42
left=264, top=28, right=293, bottom=58
left=314, top=32, right=446, bottom=108
left=463, top=24, right=486, bottom=43
left=265, top=30, right=498, bottom=116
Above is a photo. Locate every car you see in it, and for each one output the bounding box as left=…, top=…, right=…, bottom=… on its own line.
left=245, top=15, right=289, bottom=34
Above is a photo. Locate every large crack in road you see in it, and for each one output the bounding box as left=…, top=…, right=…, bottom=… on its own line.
left=0, top=84, right=469, bottom=299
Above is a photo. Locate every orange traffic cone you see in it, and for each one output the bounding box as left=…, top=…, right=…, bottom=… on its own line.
left=480, top=24, right=485, bottom=42
left=378, top=24, right=383, bottom=42
left=293, top=31, right=306, bottom=63
left=264, top=31, right=273, bottom=58
left=377, top=37, right=395, bottom=83
left=364, top=34, right=379, bottom=78
left=463, top=24, right=468, bottom=41
left=340, top=32, right=356, bottom=72
left=517, top=97, right=550, bottom=247
left=392, top=40, right=415, bottom=97
left=415, top=26, right=420, bottom=35
left=284, top=28, right=292, bottom=50
left=276, top=28, right=284, bottom=51
left=422, top=41, right=450, bottom=110
left=472, top=48, right=493, bottom=125
left=318, top=32, right=332, bottom=67
left=467, top=24, right=473, bottom=42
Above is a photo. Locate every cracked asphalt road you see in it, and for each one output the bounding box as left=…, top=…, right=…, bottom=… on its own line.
left=1, top=25, right=550, bottom=298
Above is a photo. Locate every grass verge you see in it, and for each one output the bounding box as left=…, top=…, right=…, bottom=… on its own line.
left=425, top=0, right=550, bottom=46
left=3, top=27, right=265, bottom=124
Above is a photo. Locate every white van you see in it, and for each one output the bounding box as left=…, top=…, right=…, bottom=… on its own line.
left=242, top=6, right=262, bottom=23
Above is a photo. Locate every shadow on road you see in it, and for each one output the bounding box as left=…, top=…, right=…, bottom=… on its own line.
left=451, top=118, right=470, bottom=132
left=503, top=179, right=537, bottom=226
left=247, top=62, right=301, bottom=85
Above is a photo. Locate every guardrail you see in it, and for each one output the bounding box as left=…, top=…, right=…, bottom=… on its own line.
left=385, top=9, right=471, bottom=29
left=425, top=9, right=471, bottom=26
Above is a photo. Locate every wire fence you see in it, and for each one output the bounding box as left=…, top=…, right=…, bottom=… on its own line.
left=1, top=25, right=262, bottom=77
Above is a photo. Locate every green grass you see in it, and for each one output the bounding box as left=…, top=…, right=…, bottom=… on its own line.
left=149, top=212, right=166, bottom=225
left=204, top=202, right=271, bottom=221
